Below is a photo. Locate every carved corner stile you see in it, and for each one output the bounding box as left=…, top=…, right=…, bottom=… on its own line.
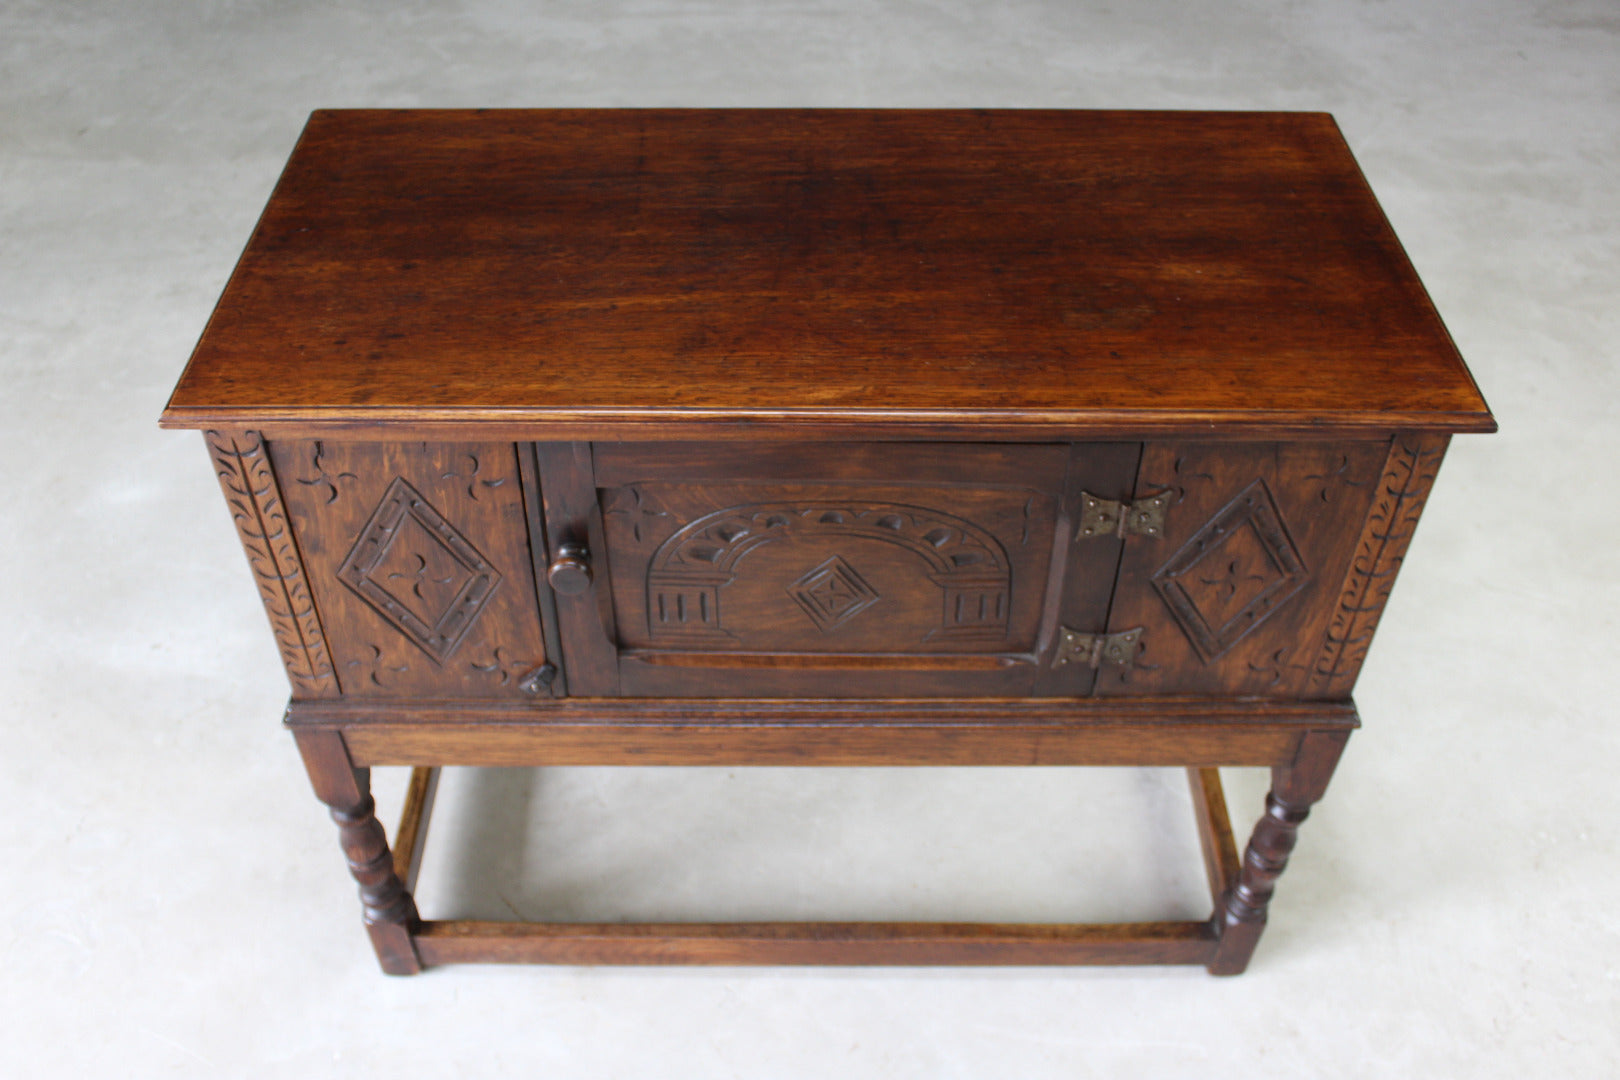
left=206, top=429, right=340, bottom=698
left=1308, top=434, right=1450, bottom=697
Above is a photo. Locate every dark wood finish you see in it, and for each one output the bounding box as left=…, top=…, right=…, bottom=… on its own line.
left=515, top=443, right=569, bottom=697
left=414, top=919, right=1217, bottom=967
left=206, top=429, right=338, bottom=697
left=1189, top=767, right=1241, bottom=907
left=401, top=759, right=1236, bottom=968
left=292, top=730, right=420, bottom=974
left=269, top=439, right=547, bottom=699
left=1208, top=729, right=1350, bottom=975
left=533, top=441, right=620, bottom=696
left=1309, top=435, right=1450, bottom=695
left=392, top=766, right=440, bottom=893
left=601, top=446, right=1063, bottom=657
left=1098, top=440, right=1392, bottom=697
left=293, top=697, right=1354, bottom=769
left=339, top=717, right=1315, bottom=770
left=1032, top=442, right=1142, bottom=695
left=169, top=110, right=1492, bottom=975
left=161, top=110, right=1493, bottom=440
left=591, top=441, right=1139, bottom=697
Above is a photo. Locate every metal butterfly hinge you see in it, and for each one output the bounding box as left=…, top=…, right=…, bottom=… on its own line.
left=1077, top=490, right=1172, bottom=539
left=1053, top=627, right=1144, bottom=669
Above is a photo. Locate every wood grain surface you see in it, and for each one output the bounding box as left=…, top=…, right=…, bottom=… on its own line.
left=411, top=919, right=1219, bottom=967
left=269, top=439, right=549, bottom=698
left=1097, top=439, right=1392, bottom=697
left=287, top=696, right=1358, bottom=769
left=161, top=109, right=1493, bottom=439
left=590, top=441, right=1105, bottom=697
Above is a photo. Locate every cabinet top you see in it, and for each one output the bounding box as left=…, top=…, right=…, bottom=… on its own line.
left=162, top=109, right=1493, bottom=439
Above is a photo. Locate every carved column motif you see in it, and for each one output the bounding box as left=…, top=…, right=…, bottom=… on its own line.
left=206, top=429, right=339, bottom=697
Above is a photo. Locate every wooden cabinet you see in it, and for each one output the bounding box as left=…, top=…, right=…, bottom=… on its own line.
left=256, top=435, right=1424, bottom=704
left=164, top=109, right=1493, bottom=975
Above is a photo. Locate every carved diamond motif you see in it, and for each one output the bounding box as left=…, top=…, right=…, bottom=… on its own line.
left=1152, top=480, right=1307, bottom=662
left=787, top=555, right=880, bottom=632
left=338, top=477, right=501, bottom=663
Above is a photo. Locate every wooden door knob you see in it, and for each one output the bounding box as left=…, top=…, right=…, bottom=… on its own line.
left=547, top=543, right=593, bottom=595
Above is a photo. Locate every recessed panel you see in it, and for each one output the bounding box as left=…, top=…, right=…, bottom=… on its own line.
left=614, top=486, right=1039, bottom=656
left=1098, top=441, right=1389, bottom=697
left=271, top=440, right=549, bottom=698
left=588, top=442, right=1104, bottom=698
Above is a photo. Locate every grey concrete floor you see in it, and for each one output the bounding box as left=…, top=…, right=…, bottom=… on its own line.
left=3, top=1, right=1617, bottom=1076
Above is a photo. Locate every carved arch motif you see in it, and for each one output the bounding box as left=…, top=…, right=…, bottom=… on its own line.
left=646, top=502, right=1011, bottom=642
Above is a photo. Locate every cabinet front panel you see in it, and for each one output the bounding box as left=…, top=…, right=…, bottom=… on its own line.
left=1097, top=440, right=1391, bottom=697
left=271, top=440, right=550, bottom=699
left=577, top=442, right=1133, bottom=697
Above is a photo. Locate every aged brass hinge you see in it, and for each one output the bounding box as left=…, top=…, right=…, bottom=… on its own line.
left=1053, top=627, right=1143, bottom=668
left=1077, top=490, right=1172, bottom=539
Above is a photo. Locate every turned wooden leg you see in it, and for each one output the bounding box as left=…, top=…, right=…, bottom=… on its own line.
left=293, top=729, right=422, bottom=975
left=1208, top=730, right=1349, bottom=976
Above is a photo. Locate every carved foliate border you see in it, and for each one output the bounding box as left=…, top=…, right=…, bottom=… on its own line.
left=1309, top=434, right=1449, bottom=696
left=206, top=429, right=340, bottom=697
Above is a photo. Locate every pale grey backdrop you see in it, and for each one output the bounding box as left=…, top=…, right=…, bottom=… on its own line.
left=3, top=2, right=1616, bottom=1076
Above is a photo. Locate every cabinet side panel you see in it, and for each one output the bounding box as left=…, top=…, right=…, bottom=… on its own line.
left=205, top=429, right=340, bottom=698
left=270, top=440, right=548, bottom=699
left=1307, top=434, right=1450, bottom=696
left=1096, top=440, right=1388, bottom=697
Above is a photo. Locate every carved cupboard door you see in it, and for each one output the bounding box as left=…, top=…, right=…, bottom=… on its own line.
left=270, top=441, right=552, bottom=699
left=537, top=442, right=1139, bottom=698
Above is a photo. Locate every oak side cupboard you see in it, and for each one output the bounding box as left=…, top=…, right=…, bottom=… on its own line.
left=162, top=109, right=1494, bottom=974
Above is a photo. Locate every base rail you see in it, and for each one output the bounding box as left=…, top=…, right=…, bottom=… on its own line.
left=388, top=761, right=1247, bottom=970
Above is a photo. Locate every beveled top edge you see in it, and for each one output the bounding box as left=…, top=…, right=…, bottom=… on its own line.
left=158, top=402, right=1497, bottom=438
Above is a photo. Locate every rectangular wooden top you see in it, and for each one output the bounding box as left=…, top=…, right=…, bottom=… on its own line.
left=162, top=109, right=1493, bottom=439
